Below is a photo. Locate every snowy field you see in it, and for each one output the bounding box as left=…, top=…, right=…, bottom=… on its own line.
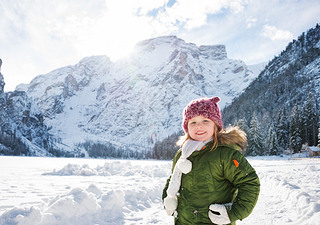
left=0, top=155, right=319, bottom=225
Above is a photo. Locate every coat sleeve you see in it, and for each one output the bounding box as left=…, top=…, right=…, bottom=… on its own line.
left=162, top=150, right=182, bottom=200
left=221, top=148, right=260, bottom=223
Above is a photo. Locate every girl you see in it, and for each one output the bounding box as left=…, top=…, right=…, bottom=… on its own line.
left=162, top=97, right=260, bottom=225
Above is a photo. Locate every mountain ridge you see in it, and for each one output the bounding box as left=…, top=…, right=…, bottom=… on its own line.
left=16, top=35, right=265, bottom=154
left=223, top=24, right=320, bottom=152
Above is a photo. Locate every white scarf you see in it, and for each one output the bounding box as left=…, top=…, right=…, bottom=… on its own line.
left=164, top=138, right=212, bottom=216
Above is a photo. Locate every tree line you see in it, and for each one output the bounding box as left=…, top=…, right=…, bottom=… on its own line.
left=234, top=93, right=319, bottom=156
left=76, top=140, right=152, bottom=159
left=0, top=132, right=29, bottom=156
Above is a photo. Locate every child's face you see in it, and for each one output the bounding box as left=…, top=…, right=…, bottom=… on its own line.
left=187, top=116, right=215, bottom=142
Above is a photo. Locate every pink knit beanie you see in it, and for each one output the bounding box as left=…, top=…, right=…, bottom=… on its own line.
left=182, top=96, right=223, bottom=133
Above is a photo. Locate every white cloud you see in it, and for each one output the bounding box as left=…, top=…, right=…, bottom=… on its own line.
left=261, top=25, right=294, bottom=41
left=229, top=0, right=246, bottom=13
left=246, top=17, right=257, bottom=28
left=130, top=0, right=168, bottom=15
left=156, top=0, right=247, bottom=30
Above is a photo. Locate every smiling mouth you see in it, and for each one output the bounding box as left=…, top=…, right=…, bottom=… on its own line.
left=196, top=131, right=206, bottom=135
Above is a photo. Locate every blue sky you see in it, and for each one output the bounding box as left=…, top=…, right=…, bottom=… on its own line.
left=1, top=0, right=320, bottom=91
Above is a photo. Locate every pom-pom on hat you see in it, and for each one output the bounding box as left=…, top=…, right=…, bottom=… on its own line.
left=182, top=96, right=223, bottom=133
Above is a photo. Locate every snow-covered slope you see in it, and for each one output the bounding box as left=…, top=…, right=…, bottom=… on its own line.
left=17, top=36, right=264, bottom=153
left=0, top=156, right=319, bottom=224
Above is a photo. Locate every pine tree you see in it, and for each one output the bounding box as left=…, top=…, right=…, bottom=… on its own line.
left=236, top=118, right=249, bottom=135
left=276, top=107, right=289, bottom=151
left=301, top=93, right=318, bottom=145
left=266, top=123, right=280, bottom=155
left=247, top=113, right=264, bottom=156
left=289, top=105, right=302, bottom=152
left=152, top=142, right=161, bottom=159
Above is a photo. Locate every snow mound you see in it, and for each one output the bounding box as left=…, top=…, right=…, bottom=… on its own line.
left=0, top=185, right=125, bottom=225
left=42, top=161, right=170, bottom=177
left=0, top=160, right=172, bottom=225
left=0, top=182, right=166, bottom=225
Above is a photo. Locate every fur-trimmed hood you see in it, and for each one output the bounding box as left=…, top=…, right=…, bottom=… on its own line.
left=218, top=126, right=247, bottom=150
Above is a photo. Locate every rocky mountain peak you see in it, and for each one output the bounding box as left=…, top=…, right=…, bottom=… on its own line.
left=135, top=36, right=227, bottom=61
left=199, top=45, right=227, bottom=60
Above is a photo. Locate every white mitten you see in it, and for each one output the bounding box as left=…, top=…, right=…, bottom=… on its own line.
left=208, top=204, right=231, bottom=225
left=177, top=158, right=192, bottom=174
left=163, top=196, right=178, bottom=216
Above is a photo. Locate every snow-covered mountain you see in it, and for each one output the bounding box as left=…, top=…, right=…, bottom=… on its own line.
left=0, top=71, right=53, bottom=156
left=17, top=36, right=265, bottom=153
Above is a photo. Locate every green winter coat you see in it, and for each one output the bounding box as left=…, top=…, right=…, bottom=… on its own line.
left=162, top=141, right=260, bottom=225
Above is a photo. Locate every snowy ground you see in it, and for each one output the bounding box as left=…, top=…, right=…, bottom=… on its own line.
left=0, top=155, right=319, bottom=225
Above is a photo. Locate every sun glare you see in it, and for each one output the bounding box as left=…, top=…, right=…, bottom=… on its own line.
left=75, top=2, right=153, bottom=62
left=104, top=37, right=137, bottom=62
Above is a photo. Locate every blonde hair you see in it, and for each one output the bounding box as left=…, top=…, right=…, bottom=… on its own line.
left=177, top=124, right=247, bottom=151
